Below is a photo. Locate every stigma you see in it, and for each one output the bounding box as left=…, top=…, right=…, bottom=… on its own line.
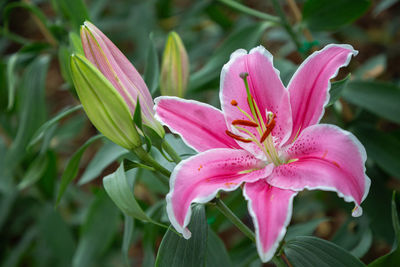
left=224, top=73, right=281, bottom=166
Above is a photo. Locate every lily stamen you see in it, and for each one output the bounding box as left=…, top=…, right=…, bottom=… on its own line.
left=225, top=130, right=252, bottom=143
left=260, top=119, right=276, bottom=143
left=232, top=119, right=259, bottom=127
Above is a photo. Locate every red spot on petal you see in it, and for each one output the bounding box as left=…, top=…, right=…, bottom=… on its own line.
left=332, top=161, right=340, bottom=168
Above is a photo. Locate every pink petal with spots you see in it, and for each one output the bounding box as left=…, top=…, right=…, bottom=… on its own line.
left=154, top=96, right=240, bottom=152
left=166, top=148, right=273, bottom=238
left=220, top=46, right=292, bottom=159
left=81, top=22, right=156, bottom=128
left=287, top=44, right=358, bottom=143
left=243, top=180, right=296, bottom=262
left=267, top=124, right=370, bottom=216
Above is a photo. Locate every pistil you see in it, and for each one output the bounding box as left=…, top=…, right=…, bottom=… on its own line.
left=225, top=73, right=282, bottom=166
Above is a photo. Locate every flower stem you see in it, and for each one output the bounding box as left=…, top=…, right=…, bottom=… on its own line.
left=162, top=140, right=182, bottom=164
left=271, top=0, right=301, bottom=50
left=215, top=198, right=255, bottom=242
left=132, top=146, right=171, bottom=183
left=217, top=0, right=280, bottom=24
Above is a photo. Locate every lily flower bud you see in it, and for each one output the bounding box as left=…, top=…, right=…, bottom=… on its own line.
left=160, top=32, right=189, bottom=97
left=80, top=21, right=165, bottom=138
left=70, top=54, right=141, bottom=149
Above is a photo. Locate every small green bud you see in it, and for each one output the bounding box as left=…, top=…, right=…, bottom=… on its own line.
left=70, top=54, right=141, bottom=149
left=160, top=32, right=189, bottom=98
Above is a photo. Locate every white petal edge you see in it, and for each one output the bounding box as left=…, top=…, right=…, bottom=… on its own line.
left=279, top=123, right=371, bottom=217
left=243, top=185, right=297, bottom=262
left=287, top=44, right=358, bottom=126
left=165, top=148, right=274, bottom=239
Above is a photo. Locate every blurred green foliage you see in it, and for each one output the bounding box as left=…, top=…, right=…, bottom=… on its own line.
left=1, top=0, right=400, bottom=266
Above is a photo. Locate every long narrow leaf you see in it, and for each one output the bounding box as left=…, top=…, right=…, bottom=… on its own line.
left=56, top=135, right=103, bottom=205
left=103, top=163, right=150, bottom=222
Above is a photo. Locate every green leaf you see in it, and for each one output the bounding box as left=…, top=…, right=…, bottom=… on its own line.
left=353, top=54, right=386, bottom=80
left=122, top=215, right=134, bottom=266
left=155, top=205, right=207, bottom=267
left=1, top=226, right=36, bottom=267
left=17, top=153, right=49, bottom=190
left=0, top=191, right=17, bottom=232
left=327, top=74, right=350, bottom=106
left=302, top=0, right=371, bottom=31
left=78, top=140, right=128, bottom=185
left=331, top=217, right=372, bottom=258
left=103, top=162, right=150, bottom=221
left=352, top=125, right=400, bottom=178
left=3, top=2, right=54, bottom=44
left=6, top=53, right=19, bottom=110
left=51, top=0, right=89, bottom=31
left=28, top=105, right=82, bottom=149
left=56, top=135, right=103, bottom=205
left=58, top=45, right=73, bottom=85
left=285, top=218, right=328, bottom=241
left=343, top=80, right=400, bottom=124
left=206, top=227, right=232, bottom=267
left=283, top=236, right=365, bottom=267
left=72, top=190, right=119, bottom=267
left=368, top=192, right=400, bottom=266
left=133, top=97, right=143, bottom=131
left=38, top=205, right=76, bottom=266
left=4, top=55, right=50, bottom=173
left=189, top=22, right=271, bottom=91
left=144, top=33, right=160, bottom=95
left=373, top=0, right=399, bottom=16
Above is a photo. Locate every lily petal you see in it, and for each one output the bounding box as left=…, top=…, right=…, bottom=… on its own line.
left=244, top=180, right=296, bottom=262
left=166, top=148, right=273, bottom=238
left=287, top=44, right=358, bottom=143
left=220, top=46, right=292, bottom=158
left=267, top=124, right=370, bottom=216
left=154, top=96, right=240, bottom=152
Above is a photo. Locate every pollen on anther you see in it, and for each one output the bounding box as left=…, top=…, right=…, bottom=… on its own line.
left=232, top=119, right=258, bottom=127
left=231, top=100, right=238, bottom=106
left=225, top=130, right=252, bottom=143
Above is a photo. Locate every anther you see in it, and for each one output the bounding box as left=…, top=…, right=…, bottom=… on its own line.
left=225, top=130, right=252, bottom=143
left=260, top=119, right=276, bottom=143
left=232, top=120, right=258, bottom=127
left=230, top=100, right=238, bottom=106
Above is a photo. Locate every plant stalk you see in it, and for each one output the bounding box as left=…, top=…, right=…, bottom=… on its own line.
left=132, top=146, right=171, bottom=183
left=271, top=0, right=301, bottom=50
left=215, top=197, right=255, bottom=242
left=162, top=140, right=182, bottom=164
left=218, top=0, right=281, bottom=24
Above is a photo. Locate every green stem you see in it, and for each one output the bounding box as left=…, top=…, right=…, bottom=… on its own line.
left=162, top=140, right=182, bottom=164
left=215, top=198, right=255, bottom=242
left=271, top=0, right=301, bottom=50
left=218, top=0, right=281, bottom=24
left=132, top=146, right=171, bottom=182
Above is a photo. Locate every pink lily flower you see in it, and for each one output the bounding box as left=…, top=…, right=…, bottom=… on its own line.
left=154, top=44, right=371, bottom=262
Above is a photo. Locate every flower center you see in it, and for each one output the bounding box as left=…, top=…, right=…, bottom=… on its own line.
left=225, top=72, right=282, bottom=166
